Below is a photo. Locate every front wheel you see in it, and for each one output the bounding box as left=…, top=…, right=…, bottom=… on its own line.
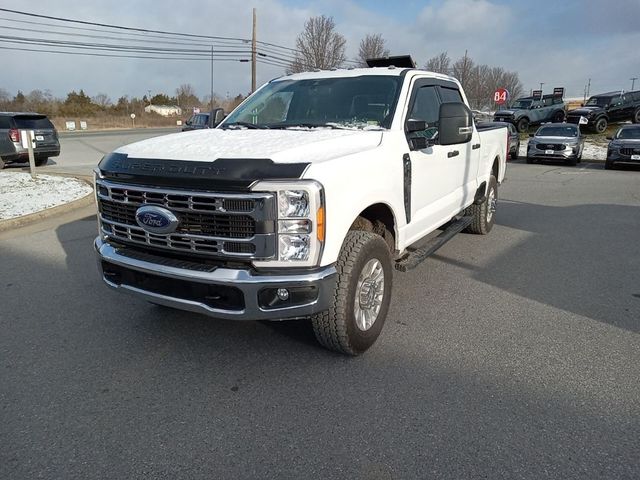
left=465, top=174, right=497, bottom=235
left=0, top=157, right=5, bottom=170
left=594, top=117, right=608, bottom=134
left=311, top=231, right=393, bottom=355
left=633, top=108, right=640, bottom=124
left=605, top=160, right=614, bottom=170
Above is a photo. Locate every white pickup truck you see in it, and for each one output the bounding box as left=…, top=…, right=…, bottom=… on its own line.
left=94, top=64, right=508, bottom=355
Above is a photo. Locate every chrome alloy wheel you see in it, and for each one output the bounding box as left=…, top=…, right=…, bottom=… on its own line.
left=354, top=258, right=385, bottom=331
left=487, top=187, right=497, bottom=222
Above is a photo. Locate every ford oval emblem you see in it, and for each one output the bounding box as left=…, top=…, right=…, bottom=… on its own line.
left=135, top=206, right=179, bottom=234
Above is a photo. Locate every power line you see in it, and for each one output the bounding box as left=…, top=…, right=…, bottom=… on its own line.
left=0, top=44, right=250, bottom=62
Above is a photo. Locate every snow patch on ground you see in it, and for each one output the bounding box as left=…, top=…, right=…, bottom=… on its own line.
left=0, top=172, right=93, bottom=220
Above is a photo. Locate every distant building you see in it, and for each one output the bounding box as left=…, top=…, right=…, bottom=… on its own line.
left=144, top=105, right=182, bottom=116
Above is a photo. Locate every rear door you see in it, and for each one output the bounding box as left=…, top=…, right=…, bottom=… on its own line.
left=404, top=78, right=476, bottom=243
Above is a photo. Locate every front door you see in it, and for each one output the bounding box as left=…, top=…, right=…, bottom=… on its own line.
left=403, top=80, right=477, bottom=245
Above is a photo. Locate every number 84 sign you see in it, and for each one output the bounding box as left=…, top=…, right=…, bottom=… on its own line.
left=494, top=88, right=509, bottom=105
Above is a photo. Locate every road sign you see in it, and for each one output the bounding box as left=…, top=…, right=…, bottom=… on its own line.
left=494, top=88, right=509, bottom=105
left=130, top=113, right=136, bottom=119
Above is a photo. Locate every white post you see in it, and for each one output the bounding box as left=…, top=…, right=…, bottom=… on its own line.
left=21, top=130, right=37, bottom=179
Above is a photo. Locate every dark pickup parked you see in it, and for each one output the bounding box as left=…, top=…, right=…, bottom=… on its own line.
left=0, top=112, right=60, bottom=168
left=567, top=90, right=640, bottom=133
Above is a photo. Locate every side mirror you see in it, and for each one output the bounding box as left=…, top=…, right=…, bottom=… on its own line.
left=580, top=103, right=584, bottom=107
left=529, top=133, right=535, bottom=137
left=185, top=120, right=192, bottom=126
left=209, top=107, right=226, bottom=127
left=439, top=102, right=473, bottom=146
left=406, top=119, right=426, bottom=133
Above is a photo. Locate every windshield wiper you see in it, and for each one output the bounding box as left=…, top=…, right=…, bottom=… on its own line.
left=221, top=121, right=269, bottom=129
left=267, top=122, right=343, bottom=130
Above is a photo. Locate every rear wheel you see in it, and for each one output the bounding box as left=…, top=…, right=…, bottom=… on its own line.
left=34, top=156, right=48, bottom=167
left=552, top=110, right=565, bottom=123
left=516, top=118, right=529, bottom=133
left=594, top=117, right=607, bottom=134
left=511, top=142, right=520, bottom=160
left=465, top=175, right=497, bottom=235
left=311, top=231, right=393, bottom=355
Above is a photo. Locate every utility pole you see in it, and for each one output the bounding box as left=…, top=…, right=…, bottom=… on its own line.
left=586, top=78, right=591, bottom=98
left=214, top=45, right=219, bottom=111
left=251, top=8, right=257, bottom=93
left=539, top=82, right=545, bottom=93
left=631, top=77, right=638, bottom=91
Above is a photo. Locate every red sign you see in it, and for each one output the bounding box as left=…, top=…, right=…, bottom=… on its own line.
left=494, top=88, right=509, bottom=105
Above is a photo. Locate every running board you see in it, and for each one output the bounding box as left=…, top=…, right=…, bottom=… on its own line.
left=395, top=216, right=473, bottom=272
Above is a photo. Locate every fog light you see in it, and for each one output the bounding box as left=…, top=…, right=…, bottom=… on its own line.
left=277, top=288, right=289, bottom=301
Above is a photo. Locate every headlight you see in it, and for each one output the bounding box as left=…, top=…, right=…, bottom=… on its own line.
left=251, top=180, right=324, bottom=268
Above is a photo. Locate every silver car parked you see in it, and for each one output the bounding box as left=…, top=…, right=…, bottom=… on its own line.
left=526, top=123, right=585, bottom=166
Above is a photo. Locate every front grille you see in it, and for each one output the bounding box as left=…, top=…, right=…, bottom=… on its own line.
left=97, top=180, right=275, bottom=259
left=100, top=200, right=255, bottom=239
left=537, top=143, right=566, bottom=151
left=620, top=147, right=640, bottom=156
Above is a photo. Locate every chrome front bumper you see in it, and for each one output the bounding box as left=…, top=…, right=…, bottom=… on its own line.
left=95, top=238, right=337, bottom=320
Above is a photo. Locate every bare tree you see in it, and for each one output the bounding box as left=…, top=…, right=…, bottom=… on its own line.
left=357, top=33, right=390, bottom=67
left=425, top=52, right=451, bottom=75
left=92, top=93, right=112, bottom=108
left=452, top=50, right=475, bottom=89
left=175, top=84, right=200, bottom=110
left=288, top=15, right=347, bottom=73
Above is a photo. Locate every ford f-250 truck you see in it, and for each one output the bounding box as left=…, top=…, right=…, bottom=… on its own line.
left=94, top=65, right=508, bottom=355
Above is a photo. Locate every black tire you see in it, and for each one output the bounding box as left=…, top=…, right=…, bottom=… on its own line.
left=311, top=231, right=393, bottom=356
left=516, top=118, right=529, bottom=133
left=594, top=117, right=607, bottom=134
left=552, top=110, right=565, bottom=123
left=566, top=157, right=577, bottom=166
left=0, top=157, right=5, bottom=169
left=526, top=156, right=534, bottom=164
left=605, top=160, right=614, bottom=170
left=34, top=156, right=48, bottom=167
left=464, top=174, right=497, bottom=235
left=511, top=142, right=520, bottom=160
left=633, top=108, right=640, bottom=124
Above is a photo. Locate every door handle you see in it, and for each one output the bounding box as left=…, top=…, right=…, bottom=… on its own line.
left=472, top=143, right=481, bottom=150
left=447, top=150, right=459, bottom=158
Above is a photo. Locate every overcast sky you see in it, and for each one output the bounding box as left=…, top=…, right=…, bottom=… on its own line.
left=1, top=0, right=639, bottom=102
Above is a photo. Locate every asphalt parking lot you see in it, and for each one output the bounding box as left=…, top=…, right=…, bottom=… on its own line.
left=1, top=158, right=639, bottom=479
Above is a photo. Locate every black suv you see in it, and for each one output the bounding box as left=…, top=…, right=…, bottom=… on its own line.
left=0, top=112, right=60, bottom=168
left=566, top=90, right=640, bottom=133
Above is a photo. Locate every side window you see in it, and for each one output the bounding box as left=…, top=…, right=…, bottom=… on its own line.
left=610, top=96, right=622, bottom=107
left=408, top=85, right=440, bottom=139
left=439, top=86, right=463, bottom=104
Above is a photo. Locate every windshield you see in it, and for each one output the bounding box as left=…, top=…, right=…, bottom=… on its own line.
left=585, top=97, right=610, bottom=107
left=537, top=126, right=578, bottom=137
left=509, top=100, right=532, bottom=109
left=617, top=128, right=640, bottom=139
left=222, top=76, right=403, bottom=130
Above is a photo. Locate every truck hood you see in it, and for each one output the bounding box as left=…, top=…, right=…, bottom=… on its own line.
left=115, top=128, right=383, bottom=164
left=532, top=136, right=579, bottom=143
left=569, top=107, right=603, bottom=116
left=495, top=110, right=517, bottom=116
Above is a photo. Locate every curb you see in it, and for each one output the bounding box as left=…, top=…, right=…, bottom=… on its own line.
left=0, top=174, right=95, bottom=233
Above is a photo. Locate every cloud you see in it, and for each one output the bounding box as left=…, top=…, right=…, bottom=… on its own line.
left=0, top=0, right=636, bottom=102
